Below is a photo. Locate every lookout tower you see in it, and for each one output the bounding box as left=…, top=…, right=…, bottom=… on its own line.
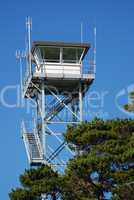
left=20, top=18, right=96, bottom=170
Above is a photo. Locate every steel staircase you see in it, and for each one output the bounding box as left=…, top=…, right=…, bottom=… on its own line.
left=27, top=133, right=41, bottom=158
left=45, top=96, right=72, bottom=121
left=23, top=131, right=44, bottom=165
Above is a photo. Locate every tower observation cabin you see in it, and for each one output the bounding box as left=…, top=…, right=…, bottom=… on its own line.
left=21, top=20, right=96, bottom=168
left=24, top=41, right=94, bottom=96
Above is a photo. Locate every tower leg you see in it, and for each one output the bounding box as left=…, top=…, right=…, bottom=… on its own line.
left=71, top=95, right=75, bottom=122
left=41, top=83, right=46, bottom=160
left=79, top=83, right=83, bottom=122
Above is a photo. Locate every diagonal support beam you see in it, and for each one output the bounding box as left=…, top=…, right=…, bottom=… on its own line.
left=45, top=85, right=80, bottom=121
left=46, top=126, right=74, bottom=156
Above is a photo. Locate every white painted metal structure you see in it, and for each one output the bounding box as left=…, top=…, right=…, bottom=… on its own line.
left=19, top=18, right=96, bottom=172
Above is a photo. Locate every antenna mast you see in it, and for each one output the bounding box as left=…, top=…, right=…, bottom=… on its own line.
left=81, top=22, right=83, bottom=43
left=26, top=17, right=32, bottom=75
left=16, top=50, right=26, bottom=99
left=93, top=26, right=96, bottom=73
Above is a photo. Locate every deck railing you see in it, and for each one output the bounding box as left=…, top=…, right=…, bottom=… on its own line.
left=22, top=61, right=95, bottom=96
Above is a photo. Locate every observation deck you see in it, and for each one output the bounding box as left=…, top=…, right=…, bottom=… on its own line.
left=22, top=41, right=95, bottom=97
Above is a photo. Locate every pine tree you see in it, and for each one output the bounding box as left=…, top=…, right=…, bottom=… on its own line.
left=63, top=118, right=134, bottom=199
left=9, top=165, right=62, bottom=200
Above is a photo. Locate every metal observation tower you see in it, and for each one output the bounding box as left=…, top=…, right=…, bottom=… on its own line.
left=19, top=18, right=96, bottom=171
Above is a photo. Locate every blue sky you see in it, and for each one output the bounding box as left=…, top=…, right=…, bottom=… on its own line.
left=0, top=0, right=134, bottom=199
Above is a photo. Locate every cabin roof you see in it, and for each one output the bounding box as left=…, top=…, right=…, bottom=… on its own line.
left=31, top=41, right=90, bottom=60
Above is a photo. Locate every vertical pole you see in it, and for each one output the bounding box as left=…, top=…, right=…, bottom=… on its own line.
left=19, top=57, right=23, bottom=96
left=41, top=83, right=46, bottom=159
left=81, top=22, right=83, bottom=43
left=79, top=83, right=83, bottom=122
left=26, top=17, right=32, bottom=76
left=71, top=96, right=75, bottom=122
left=93, top=27, right=96, bottom=74
left=60, top=47, right=63, bottom=63
left=60, top=47, right=63, bottom=75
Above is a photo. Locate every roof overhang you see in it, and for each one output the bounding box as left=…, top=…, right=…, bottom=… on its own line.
left=31, top=41, right=91, bottom=61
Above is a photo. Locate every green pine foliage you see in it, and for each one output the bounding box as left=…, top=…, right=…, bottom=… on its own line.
left=9, top=165, right=61, bottom=200
left=9, top=118, right=134, bottom=200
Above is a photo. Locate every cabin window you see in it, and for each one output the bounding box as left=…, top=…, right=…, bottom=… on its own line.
left=33, top=46, right=85, bottom=64
left=63, top=48, right=84, bottom=63
left=40, top=47, right=60, bottom=63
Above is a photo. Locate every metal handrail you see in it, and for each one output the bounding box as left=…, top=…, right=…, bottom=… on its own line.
left=33, top=119, right=44, bottom=158
left=21, top=121, right=32, bottom=161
